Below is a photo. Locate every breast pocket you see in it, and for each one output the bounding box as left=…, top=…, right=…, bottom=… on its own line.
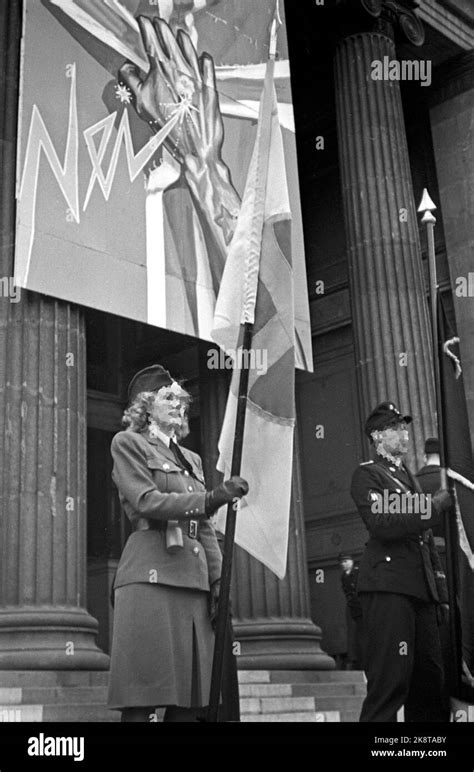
left=146, top=457, right=184, bottom=493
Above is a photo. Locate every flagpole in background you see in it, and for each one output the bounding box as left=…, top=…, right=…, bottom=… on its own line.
left=207, top=5, right=282, bottom=723
left=418, top=188, right=463, bottom=699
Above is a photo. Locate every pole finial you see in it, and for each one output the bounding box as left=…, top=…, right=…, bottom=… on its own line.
left=417, top=187, right=437, bottom=213
left=269, top=0, right=282, bottom=59
left=421, top=210, right=436, bottom=224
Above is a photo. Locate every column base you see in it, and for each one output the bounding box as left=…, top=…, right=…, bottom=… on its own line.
left=233, top=617, right=336, bottom=670
left=87, top=557, right=119, bottom=656
left=0, top=607, right=109, bottom=670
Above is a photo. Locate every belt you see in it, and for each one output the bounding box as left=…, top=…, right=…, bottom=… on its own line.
left=146, top=521, right=166, bottom=532
left=146, top=519, right=199, bottom=539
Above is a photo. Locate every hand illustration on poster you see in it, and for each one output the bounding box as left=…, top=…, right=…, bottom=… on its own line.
left=119, top=16, right=241, bottom=288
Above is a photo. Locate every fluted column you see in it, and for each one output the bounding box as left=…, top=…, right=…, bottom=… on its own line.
left=0, top=0, right=108, bottom=669
left=334, top=2, right=436, bottom=461
left=199, top=345, right=334, bottom=669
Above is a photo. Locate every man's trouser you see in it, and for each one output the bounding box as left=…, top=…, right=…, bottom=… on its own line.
left=359, top=592, right=446, bottom=722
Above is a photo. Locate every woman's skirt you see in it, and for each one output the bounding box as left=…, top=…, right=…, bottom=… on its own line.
left=107, top=582, right=215, bottom=710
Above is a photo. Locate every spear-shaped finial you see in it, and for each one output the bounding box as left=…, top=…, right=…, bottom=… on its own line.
left=418, top=187, right=437, bottom=223
left=269, top=0, right=282, bottom=59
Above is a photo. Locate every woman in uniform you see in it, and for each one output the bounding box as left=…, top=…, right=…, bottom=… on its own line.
left=107, top=364, right=248, bottom=722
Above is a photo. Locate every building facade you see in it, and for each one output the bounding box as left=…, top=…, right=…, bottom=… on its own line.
left=0, top=0, right=472, bottom=674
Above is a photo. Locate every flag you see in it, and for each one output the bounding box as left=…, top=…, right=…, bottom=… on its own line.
left=211, top=55, right=295, bottom=580
left=438, top=294, right=474, bottom=687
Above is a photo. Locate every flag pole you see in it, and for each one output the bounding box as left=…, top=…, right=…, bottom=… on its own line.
left=207, top=1, right=282, bottom=722
left=207, top=323, right=253, bottom=722
left=418, top=188, right=463, bottom=699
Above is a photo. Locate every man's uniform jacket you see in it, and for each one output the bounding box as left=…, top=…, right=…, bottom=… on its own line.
left=350, top=457, right=448, bottom=604
left=111, top=429, right=222, bottom=592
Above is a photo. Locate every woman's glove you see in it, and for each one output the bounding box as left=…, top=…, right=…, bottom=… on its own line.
left=205, top=476, right=249, bottom=515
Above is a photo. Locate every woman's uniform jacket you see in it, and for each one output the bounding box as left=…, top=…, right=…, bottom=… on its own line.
left=111, top=429, right=222, bottom=592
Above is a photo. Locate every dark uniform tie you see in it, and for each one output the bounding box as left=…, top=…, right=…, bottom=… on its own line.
left=170, top=439, right=196, bottom=478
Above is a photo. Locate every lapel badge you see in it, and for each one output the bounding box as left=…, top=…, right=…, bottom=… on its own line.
left=162, top=462, right=170, bottom=470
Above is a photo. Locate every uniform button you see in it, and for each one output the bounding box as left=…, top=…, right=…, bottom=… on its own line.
left=188, top=485, right=193, bottom=492
left=184, top=470, right=189, bottom=476
left=185, top=511, right=189, bottom=515
left=192, top=546, right=200, bottom=555
left=163, top=463, right=170, bottom=470
left=385, top=556, right=391, bottom=562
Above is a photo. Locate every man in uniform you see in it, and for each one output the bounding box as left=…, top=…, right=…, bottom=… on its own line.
left=339, top=553, right=363, bottom=670
left=350, top=402, right=452, bottom=722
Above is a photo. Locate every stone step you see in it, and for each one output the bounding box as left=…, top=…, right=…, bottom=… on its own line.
left=0, top=671, right=109, bottom=688
left=22, top=687, right=109, bottom=705
left=311, top=695, right=364, bottom=711
left=341, top=710, right=361, bottom=722
left=0, top=688, right=22, bottom=704
left=292, top=683, right=366, bottom=697
left=314, top=710, right=341, bottom=722
left=269, top=670, right=366, bottom=684
left=0, top=670, right=363, bottom=722
left=42, top=703, right=121, bottom=722
left=238, top=670, right=365, bottom=685
left=239, top=683, right=292, bottom=698
left=238, top=671, right=271, bottom=684
left=0, top=702, right=119, bottom=723
left=0, top=705, right=43, bottom=721
left=240, top=696, right=316, bottom=715
left=241, top=711, right=338, bottom=723
left=0, top=686, right=109, bottom=705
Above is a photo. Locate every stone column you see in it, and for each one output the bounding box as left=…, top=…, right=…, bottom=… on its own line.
left=198, top=344, right=334, bottom=669
left=429, top=51, right=474, bottom=449
left=333, top=1, right=437, bottom=463
left=0, top=0, right=108, bottom=669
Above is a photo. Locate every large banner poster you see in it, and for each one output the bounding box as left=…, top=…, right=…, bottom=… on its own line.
left=16, top=0, right=312, bottom=366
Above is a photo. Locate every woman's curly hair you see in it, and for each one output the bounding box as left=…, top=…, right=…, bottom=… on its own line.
left=122, top=384, right=192, bottom=440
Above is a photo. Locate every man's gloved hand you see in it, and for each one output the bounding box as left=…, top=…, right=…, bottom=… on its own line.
left=432, top=488, right=454, bottom=515
left=205, top=476, right=249, bottom=515
left=436, top=603, right=450, bottom=626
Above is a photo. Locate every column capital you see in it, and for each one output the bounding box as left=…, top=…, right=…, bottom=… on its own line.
left=330, top=0, right=425, bottom=46
left=381, top=0, right=425, bottom=45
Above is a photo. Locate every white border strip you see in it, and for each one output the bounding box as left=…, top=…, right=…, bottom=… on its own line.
left=448, top=468, right=474, bottom=570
